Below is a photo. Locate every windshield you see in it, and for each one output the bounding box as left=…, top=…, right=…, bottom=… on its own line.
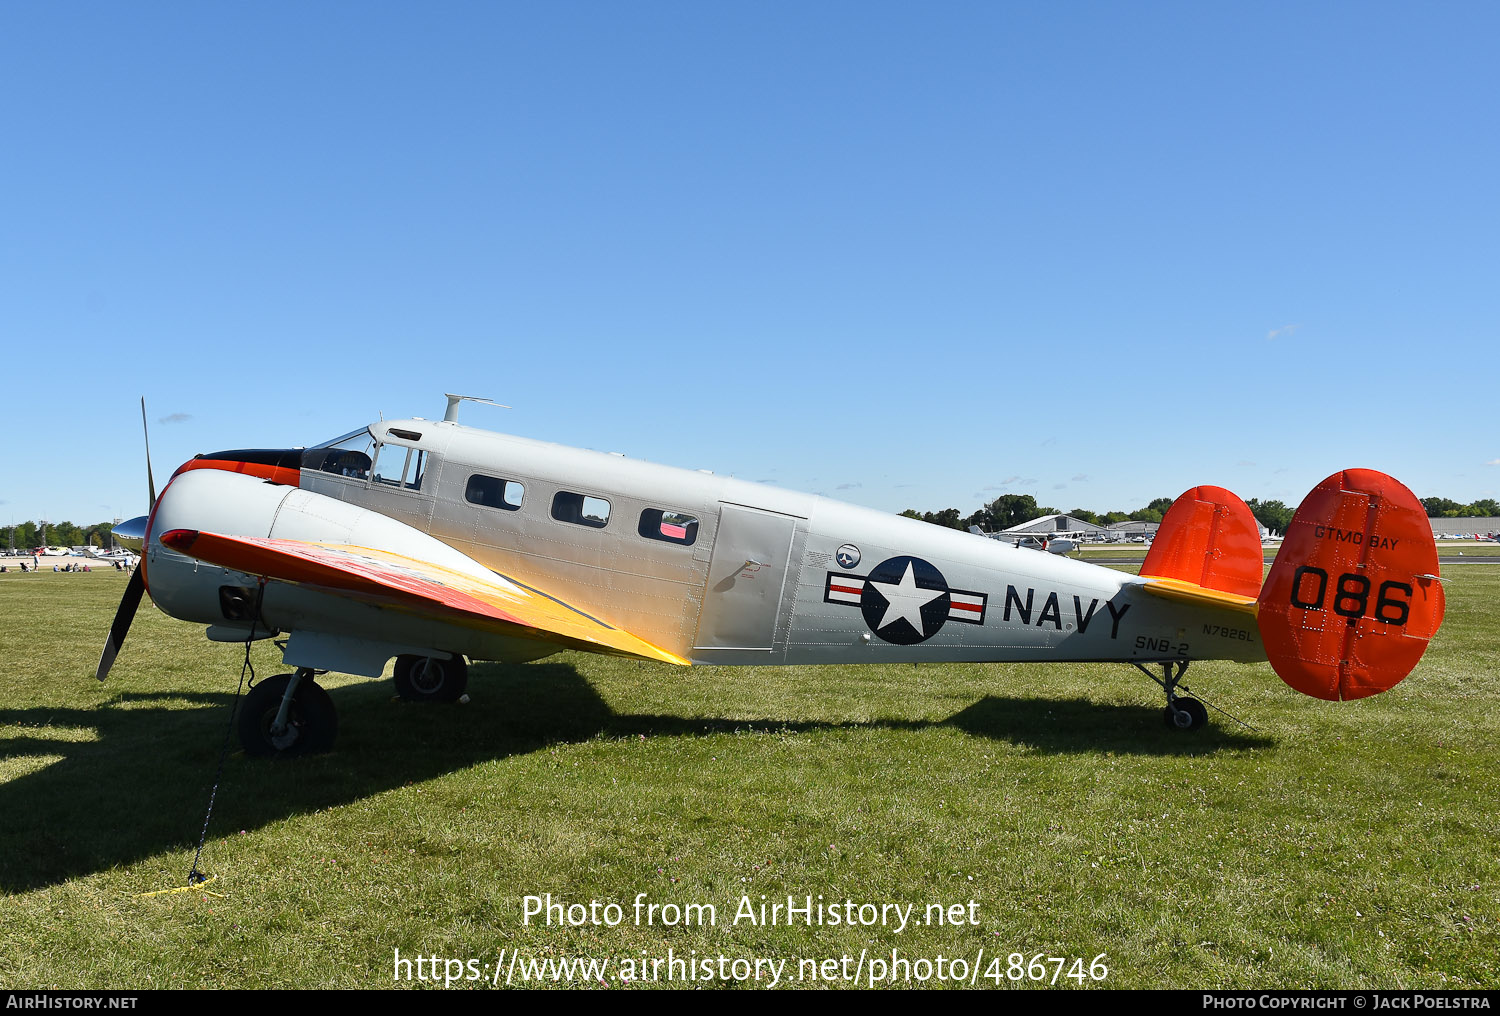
left=303, top=428, right=377, bottom=480
left=312, top=428, right=375, bottom=450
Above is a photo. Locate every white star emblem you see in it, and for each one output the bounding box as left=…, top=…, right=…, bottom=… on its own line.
left=867, top=561, right=944, bottom=634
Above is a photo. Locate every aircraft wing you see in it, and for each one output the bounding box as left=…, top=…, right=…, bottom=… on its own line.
left=158, top=529, right=690, bottom=666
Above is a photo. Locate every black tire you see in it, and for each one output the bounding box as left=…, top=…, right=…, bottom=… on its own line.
left=1164, top=697, right=1209, bottom=732
left=393, top=654, right=468, bottom=703
left=238, top=673, right=338, bottom=757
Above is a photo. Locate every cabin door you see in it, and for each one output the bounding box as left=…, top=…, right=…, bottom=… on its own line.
left=693, top=503, right=801, bottom=652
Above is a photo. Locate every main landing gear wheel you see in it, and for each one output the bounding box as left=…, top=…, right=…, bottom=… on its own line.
left=1163, top=697, right=1208, bottom=731
left=239, top=670, right=338, bottom=757
left=393, top=654, right=468, bottom=703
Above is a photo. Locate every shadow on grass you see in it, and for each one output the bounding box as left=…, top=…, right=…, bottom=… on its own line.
left=0, top=662, right=1272, bottom=891
left=943, top=695, right=1271, bottom=754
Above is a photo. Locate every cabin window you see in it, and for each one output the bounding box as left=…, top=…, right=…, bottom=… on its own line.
left=638, top=508, right=698, bottom=546
left=466, top=474, right=524, bottom=511
left=552, top=491, right=610, bottom=529
left=372, top=445, right=426, bottom=490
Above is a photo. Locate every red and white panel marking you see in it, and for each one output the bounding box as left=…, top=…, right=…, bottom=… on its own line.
left=947, top=589, right=987, bottom=625
left=824, top=572, right=866, bottom=606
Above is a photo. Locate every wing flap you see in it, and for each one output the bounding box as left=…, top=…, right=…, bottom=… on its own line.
left=159, top=529, right=689, bottom=666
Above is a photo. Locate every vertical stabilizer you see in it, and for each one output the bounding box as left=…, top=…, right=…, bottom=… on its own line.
left=1140, top=485, right=1263, bottom=598
left=1257, top=469, right=1444, bottom=700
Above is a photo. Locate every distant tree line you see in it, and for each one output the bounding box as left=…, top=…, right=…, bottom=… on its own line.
left=899, top=494, right=1180, bottom=533
left=1421, top=497, right=1500, bottom=519
left=2, top=520, right=116, bottom=551
left=901, top=494, right=1500, bottom=536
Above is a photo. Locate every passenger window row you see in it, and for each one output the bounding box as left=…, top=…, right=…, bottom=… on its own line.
left=464, top=473, right=698, bottom=547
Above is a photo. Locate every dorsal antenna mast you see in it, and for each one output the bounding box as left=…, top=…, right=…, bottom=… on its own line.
left=443, top=393, right=511, bottom=423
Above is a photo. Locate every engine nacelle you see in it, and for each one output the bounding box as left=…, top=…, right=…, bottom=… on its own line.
left=146, top=469, right=555, bottom=675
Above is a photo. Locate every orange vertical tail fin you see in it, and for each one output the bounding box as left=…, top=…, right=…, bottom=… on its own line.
left=1256, top=469, right=1444, bottom=700
left=1140, top=485, right=1264, bottom=598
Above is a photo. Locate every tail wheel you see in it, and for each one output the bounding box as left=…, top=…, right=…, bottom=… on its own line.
left=1163, top=697, right=1208, bottom=732
left=394, top=654, right=468, bottom=703
left=239, top=672, right=338, bottom=757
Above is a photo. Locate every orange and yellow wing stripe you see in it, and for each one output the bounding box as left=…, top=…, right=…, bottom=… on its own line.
left=160, top=529, right=689, bottom=666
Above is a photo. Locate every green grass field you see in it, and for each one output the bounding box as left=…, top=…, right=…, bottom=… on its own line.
left=1, top=567, right=1495, bottom=989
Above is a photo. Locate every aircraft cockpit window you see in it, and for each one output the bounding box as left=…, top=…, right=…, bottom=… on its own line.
left=552, top=491, right=610, bottom=529
left=304, top=429, right=377, bottom=480
left=638, top=509, right=698, bottom=547
left=466, top=474, right=524, bottom=511
left=313, top=427, right=374, bottom=450
left=372, top=445, right=426, bottom=491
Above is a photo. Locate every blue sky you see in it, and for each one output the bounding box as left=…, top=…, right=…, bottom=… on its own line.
left=4, top=2, right=1496, bottom=526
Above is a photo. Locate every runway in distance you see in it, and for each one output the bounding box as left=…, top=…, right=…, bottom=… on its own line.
left=98, top=395, right=1446, bottom=756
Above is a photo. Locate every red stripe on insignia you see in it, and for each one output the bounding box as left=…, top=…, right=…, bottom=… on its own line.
left=829, top=583, right=862, bottom=596
left=950, top=601, right=982, bottom=613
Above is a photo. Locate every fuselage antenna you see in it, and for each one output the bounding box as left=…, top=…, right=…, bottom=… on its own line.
left=443, top=394, right=511, bottom=423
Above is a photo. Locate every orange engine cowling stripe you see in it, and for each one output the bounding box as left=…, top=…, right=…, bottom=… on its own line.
left=172, top=458, right=301, bottom=487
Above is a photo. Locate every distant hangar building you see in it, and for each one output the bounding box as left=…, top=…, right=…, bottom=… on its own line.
left=1429, top=517, right=1500, bottom=537
left=982, top=514, right=1167, bottom=543
left=1100, top=519, right=1161, bottom=541
left=998, top=514, right=1107, bottom=541
left=971, top=511, right=1495, bottom=545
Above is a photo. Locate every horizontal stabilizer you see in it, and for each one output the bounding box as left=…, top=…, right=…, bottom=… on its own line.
left=1137, top=576, right=1258, bottom=614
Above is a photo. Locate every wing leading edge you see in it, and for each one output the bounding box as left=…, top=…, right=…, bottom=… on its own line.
left=159, top=529, right=690, bottom=666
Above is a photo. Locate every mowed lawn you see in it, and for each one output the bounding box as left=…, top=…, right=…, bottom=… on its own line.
left=0, top=566, right=1495, bottom=989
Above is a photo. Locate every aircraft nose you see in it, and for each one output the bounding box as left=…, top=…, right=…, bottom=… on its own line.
left=112, top=515, right=150, bottom=553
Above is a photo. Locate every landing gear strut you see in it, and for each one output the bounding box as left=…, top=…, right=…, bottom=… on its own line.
left=1135, top=660, right=1209, bottom=732
left=239, top=668, right=338, bottom=757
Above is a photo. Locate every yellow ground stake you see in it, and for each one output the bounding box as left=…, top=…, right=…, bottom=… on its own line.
left=136, top=875, right=224, bottom=899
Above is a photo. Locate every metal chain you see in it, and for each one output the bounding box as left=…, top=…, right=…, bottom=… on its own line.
left=187, top=579, right=265, bottom=884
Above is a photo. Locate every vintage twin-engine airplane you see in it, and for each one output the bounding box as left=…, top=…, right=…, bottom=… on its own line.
left=100, top=395, right=1446, bottom=756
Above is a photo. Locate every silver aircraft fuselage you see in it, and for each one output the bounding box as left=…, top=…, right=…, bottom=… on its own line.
left=255, top=417, right=1260, bottom=670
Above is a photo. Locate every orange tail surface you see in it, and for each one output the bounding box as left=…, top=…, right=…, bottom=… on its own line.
left=1257, top=469, right=1444, bottom=700
left=1141, top=485, right=1264, bottom=598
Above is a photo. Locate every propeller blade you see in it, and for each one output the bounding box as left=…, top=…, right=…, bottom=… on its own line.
left=97, top=567, right=145, bottom=681
left=141, top=397, right=157, bottom=505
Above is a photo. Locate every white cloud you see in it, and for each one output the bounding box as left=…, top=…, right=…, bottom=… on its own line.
left=1266, top=323, right=1302, bottom=341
